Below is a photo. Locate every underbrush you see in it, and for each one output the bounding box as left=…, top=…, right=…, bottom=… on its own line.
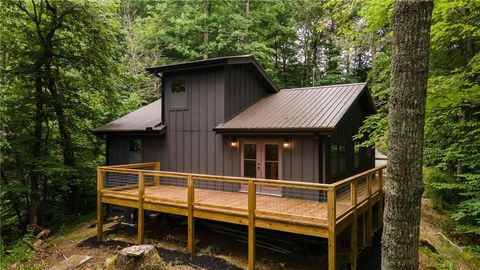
left=423, top=167, right=480, bottom=266
left=0, top=233, right=39, bottom=269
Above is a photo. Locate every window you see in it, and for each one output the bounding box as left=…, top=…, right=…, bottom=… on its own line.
left=354, top=147, right=360, bottom=169
left=129, top=139, right=141, bottom=163
left=330, top=137, right=347, bottom=177
left=170, top=78, right=188, bottom=110
left=171, top=78, right=185, bottom=93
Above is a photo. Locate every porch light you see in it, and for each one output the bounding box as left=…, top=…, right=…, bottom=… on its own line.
left=230, top=139, right=239, bottom=148
left=283, top=139, right=291, bottom=149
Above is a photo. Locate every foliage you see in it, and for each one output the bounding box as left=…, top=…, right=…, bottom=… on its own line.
left=352, top=0, right=480, bottom=242
left=0, top=233, right=37, bottom=269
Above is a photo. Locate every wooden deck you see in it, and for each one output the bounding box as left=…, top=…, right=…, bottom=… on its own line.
left=97, top=163, right=386, bottom=270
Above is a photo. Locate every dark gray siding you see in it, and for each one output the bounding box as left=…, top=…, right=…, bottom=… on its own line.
left=282, top=135, right=322, bottom=199
left=325, top=98, right=375, bottom=183
left=224, top=64, right=271, bottom=120
left=107, top=135, right=163, bottom=165
left=163, top=67, right=231, bottom=176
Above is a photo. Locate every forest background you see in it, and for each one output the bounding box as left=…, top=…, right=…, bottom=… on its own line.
left=1, top=0, right=478, bottom=263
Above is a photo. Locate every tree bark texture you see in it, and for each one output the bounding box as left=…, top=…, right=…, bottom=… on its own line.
left=382, top=1, right=433, bottom=270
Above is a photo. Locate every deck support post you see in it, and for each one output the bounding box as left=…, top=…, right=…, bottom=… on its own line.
left=366, top=174, right=373, bottom=246
left=153, top=162, right=160, bottom=185
left=327, top=187, right=336, bottom=270
left=187, top=176, right=195, bottom=253
left=248, top=181, right=256, bottom=270
left=350, top=180, right=358, bottom=270
left=137, top=172, right=145, bottom=244
left=96, top=168, right=103, bottom=241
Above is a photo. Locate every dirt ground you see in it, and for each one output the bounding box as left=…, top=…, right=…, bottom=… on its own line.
left=17, top=211, right=384, bottom=270
left=10, top=199, right=478, bottom=270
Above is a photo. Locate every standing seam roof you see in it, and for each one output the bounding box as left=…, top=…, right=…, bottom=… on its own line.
left=214, top=83, right=368, bottom=132
left=93, top=99, right=163, bottom=134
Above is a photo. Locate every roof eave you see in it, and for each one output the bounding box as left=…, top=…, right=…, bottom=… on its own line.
left=92, top=126, right=166, bottom=136
left=213, top=127, right=334, bottom=135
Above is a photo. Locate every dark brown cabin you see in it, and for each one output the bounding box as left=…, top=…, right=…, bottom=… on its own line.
left=94, top=55, right=376, bottom=195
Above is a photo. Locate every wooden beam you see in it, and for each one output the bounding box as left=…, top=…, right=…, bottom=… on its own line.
left=187, top=175, right=195, bottom=253
left=378, top=169, right=384, bottom=229
left=137, top=172, right=145, bottom=244
left=366, top=174, right=373, bottom=246
left=350, top=180, right=358, bottom=270
left=96, top=168, right=103, bottom=241
left=327, top=187, right=336, bottom=270
left=154, top=162, right=160, bottom=185
left=248, top=181, right=256, bottom=270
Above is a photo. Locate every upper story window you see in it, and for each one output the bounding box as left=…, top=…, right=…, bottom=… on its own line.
left=170, top=78, right=188, bottom=110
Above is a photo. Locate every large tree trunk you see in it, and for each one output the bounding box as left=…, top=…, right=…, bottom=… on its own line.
left=382, top=1, right=433, bottom=270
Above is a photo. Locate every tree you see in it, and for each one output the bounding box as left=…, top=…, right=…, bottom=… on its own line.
left=382, top=1, right=433, bottom=269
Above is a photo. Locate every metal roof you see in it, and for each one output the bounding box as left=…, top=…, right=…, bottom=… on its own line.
left=93, top=99, right=164, bottom=134
left=214, top=83, right=369, bottom=133
left=146, top=55, right=279, bottom=93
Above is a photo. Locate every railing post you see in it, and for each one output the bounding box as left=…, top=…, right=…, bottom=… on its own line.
left=327, top=186, right=336, bottom=270
left=137, top=172, right=145, bottom=244
left=154, top=162, right=160, bottom=185
left=366, top=173, right=373, bottom=246
left=350, top=179, right=358, bottom=270
left=248, top=180, right=256, bottom=270
left=96, top=168, right=103, bottom=241
left=187, top=175, right=195, bottom=253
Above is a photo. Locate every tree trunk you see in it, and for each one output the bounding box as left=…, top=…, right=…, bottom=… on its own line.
left=30, top=63, right=44, bottom=226
left=382, top=1, right=433, bottom=270
left=244, top=0, right=249, bottom=43
left=203, top=0, right=211, bottom=60
left=47, top=68, right=79, bottom=214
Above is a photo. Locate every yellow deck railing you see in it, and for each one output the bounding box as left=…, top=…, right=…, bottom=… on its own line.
left=97, top=162, right=386, bottom=270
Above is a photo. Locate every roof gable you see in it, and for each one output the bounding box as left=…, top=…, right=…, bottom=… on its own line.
left=146, top=55, right=279, bottom=93
left=215, top=83, right=372, bottom=133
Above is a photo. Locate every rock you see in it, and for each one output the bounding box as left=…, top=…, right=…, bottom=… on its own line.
left=49, top=255, right=92, bottom=270
left=32, top=239, right=44, bottom=250
left=114, top=245, right=168, bottom=270
left=36, top=229, right=51, bottom=239
left=120, top=245, right=150, bottom=257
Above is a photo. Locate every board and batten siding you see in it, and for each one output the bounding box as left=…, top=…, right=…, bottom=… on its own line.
left=163, top=67, right=229, bottom=177
left=224, top=64, right=272, bottom=120
left=325, top=95, right=375, bottom=183
left=107, top=135, right=163, bottom=166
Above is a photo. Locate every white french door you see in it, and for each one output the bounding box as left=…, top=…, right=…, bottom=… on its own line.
left=241, top=139, right=282, bottom=196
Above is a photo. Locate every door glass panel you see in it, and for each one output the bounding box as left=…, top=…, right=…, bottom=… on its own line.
left=243, top=143, right=257, bottom=178
left=265, top=161, right=278, bottom=179
left=264, top=144, right=279, bottom=179
left=265, top=144, right=278, bottom=161
left=244, top=160, right=257, bottom=178
left=244, top=144, right=256, bottom=159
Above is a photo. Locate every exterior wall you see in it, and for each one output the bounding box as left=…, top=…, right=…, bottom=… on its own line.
left=107, top=135, right=163, bottom=165
left=224, top=64, right=272, bottom=120
left=325, top=99, right=375, bottom=183
left=162, top=67, right=227, bottom=176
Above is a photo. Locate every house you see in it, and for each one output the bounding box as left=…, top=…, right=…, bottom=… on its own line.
left=94, top=55, right=376, bottom=190
left=93, top=55, right=383, bottom=270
